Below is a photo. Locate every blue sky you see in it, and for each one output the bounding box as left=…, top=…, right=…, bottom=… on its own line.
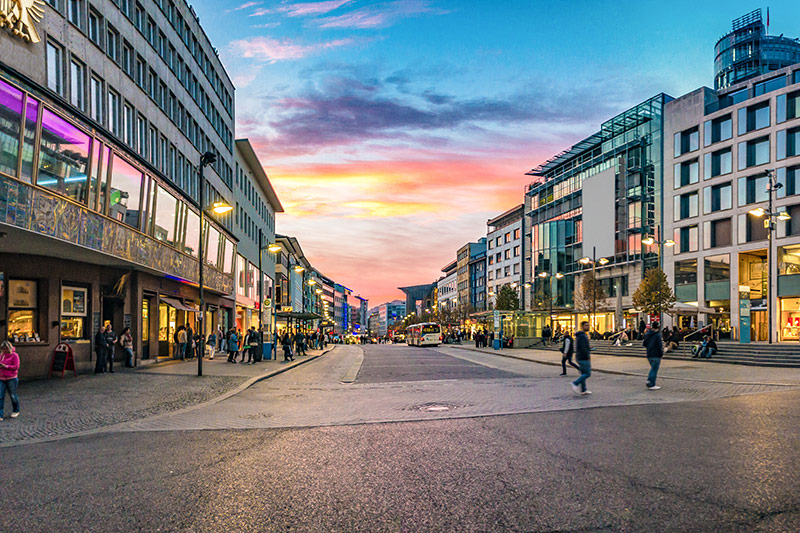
left=192, top=0, right=800, bottom=303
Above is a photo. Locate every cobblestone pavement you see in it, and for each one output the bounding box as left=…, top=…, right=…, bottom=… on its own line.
left=0, top=349, right=328, bottom=445
left=119, top=344, right=799, bottom=434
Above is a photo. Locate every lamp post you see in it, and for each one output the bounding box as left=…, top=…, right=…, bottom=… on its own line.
left=197, top=151, right=232, bottom=377
left=294, top=265, right=305, bottom=333
left=642, top=230, right=676, bottom=325
left=258, top=235, right=281, bottom=358
left=538, top=271, right=563, bottom=331
left=579, top=247, right=609, bottom=336
left=748, top=169, right=791, bottom=344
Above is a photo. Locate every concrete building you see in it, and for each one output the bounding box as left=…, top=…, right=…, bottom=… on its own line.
left=486, top=205, right=524, bottom=307
left=376, top=300, right=405, bottom=337
left=0, top=0, right=237, bottom=376
left=469, top=240, right=487, bottom=311
left=455, top=239, right=487, bottom=313
left=232, top=139, right=283, bottom=334
left=437, top=260, right=458, bottom=313
left=664, top=63, right=800, bottom=342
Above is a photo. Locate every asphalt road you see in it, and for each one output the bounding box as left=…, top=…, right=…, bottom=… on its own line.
left=4, top=344, right=800, bottom=532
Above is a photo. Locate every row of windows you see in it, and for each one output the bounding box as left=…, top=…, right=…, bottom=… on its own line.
left=0, top=78, right=234, bottom=272
left=487, top=263, right=520, bottom=281
left=487, top=246, right=521, bottom=265
left=487, top=228, right=521, bottom=249
left=236, top=163, right=275, bottom=233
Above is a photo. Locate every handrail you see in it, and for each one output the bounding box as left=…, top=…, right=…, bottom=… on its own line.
left=608, top=330, right=627, bottom=340
left=681, top=325, right=714, bottom=357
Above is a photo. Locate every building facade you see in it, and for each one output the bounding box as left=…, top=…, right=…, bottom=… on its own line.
left=376, top=300, right=405, bottom=337
left=437, top=260, right=458, bottom=312
left=665, top=63, right=800, bottom=342
left=468, top=239, right=487, bottom=311
left=0, top=0, right=237, bottom=377
left=486, top=205, right=524, bottom=307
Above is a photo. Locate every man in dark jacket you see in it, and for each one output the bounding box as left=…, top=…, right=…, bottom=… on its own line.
left=571, top=321, right=592, bottom=395
left=642, top=322, right=664, bottom=390
left=104, top=323, right=118, bottom=373
left=560, top=331, right=580, bottom=376
left=94, top=326, right=109, bottom=373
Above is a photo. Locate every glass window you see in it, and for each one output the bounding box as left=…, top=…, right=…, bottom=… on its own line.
left=206, top=224, right=219, bottom=266
left=61, top=285, right=88, bottom=339
left=152, top=186, right=178, bottom=246
left=37, top=108, right=90, bottom=203
left=69, top=60, right=85, bottom=110
left=754, top=76, right=786, bottom=97
left=703, top=182, right=732, bottom=214
left=703, top=218, right=732, bottom=249
left=674, top=260, right=697, bottom=285
left=46, top=41, right=63, bottom=95
left=107, top=90, right=120, bottom=135
left=108, top=153, right=143, bottom=228
left=0, top=80, right=24, bottom=178
left=673, top=225, right=698, bottom=253
left=184, top=208, right=200, bottom=256
left=8, top=280, right=39, bottom=342
left=222, top=238, right=234, bottom=273
left=704, top=254, right=730, bottom=282
left=19, top=96, right=39, bottom=183
left=237, top=254, right=247, bottom=295
left=89, top=76, right=102, bottom=123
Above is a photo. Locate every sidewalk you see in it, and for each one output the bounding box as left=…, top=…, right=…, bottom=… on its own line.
left=450, top=345, right=800, bottom=386
left=0, top=347, right=332, bottom=447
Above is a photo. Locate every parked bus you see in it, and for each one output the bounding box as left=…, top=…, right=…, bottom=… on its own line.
left=406, top=323, right=442, bottom=347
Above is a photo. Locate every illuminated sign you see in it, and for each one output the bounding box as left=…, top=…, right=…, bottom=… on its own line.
left=1, top=0, right=45, bottom=43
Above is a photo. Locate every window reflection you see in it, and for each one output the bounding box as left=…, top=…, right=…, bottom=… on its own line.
left=206, top=224, right=219, bottom=266
left=87, top=140, right=104, bottom=211
left=0, top=80, right=24, bottom=177
left=20, top=96, right=39, bottom=183
left=184, top=208, right=199, bottom=256
left=37, top=108, right=90, bottom=203
left=152, top=186, right=178, bottom=246
left=108, top=153, right=143, bottom=228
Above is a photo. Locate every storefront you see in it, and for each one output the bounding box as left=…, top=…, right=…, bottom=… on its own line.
left=780, top=297, right=800, bottom=341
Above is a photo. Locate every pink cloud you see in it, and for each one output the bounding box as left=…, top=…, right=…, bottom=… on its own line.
left=280, top=0, right=352, bottom=17
left=317, top=0, right=447, bottom=29
left=229, top=36, right=357, bottom=63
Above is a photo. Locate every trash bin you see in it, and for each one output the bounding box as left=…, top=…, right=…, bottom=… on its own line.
left=493, top=339, right=501, bottom=350
left=262, top=342, right=273, bottom=360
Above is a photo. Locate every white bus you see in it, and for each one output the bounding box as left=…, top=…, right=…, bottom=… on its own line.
left=406, top=323, right=442, bottom=347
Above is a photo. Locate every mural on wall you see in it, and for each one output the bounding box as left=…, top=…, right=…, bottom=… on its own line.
left=0, top=176, right=234, bottom=294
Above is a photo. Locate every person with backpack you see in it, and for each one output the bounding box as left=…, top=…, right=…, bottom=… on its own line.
left=560, top=330, right=580, bottom=376
left=643, top=321, right=664, bottom=390
left=571, top=321, right=592, bottom=396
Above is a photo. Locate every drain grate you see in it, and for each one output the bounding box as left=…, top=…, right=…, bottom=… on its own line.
left=405, top=402, right=471, bottom=413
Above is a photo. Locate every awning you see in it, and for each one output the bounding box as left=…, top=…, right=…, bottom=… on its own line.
left=161, top=296, right=198, bottom=312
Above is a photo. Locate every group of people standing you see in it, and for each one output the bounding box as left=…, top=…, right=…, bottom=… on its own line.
left=93, top=323, right=135, bottom=373
left=473, top=329, right=494, bottom=348
left=560, top=320, right=668, bottom=395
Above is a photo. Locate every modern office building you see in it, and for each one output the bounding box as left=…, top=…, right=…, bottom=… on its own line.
left=376, top=300, right=405, bottom=336
left=455, top=239, right=486, bottom=313
left=714, top=9, right=800, bottom=91
left=232, top=139, right=283, bottom=334
left=486, top=205, right=524, bottom=307
left=469, top=239, right=487, bottom=311
left=0, top=0, right=237, bottom=377
left=524, top=94, right=671, bottom=334
left=437, top=260, right=458, bottom=312
left=664, top=63, right=800, bottom=342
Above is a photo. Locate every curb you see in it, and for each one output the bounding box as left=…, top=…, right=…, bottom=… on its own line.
left=0, top=347, right=334, bottom=449
left=447, top=345, right=800, bottom=388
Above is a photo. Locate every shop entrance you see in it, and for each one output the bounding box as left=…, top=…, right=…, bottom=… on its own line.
left=751, top=309, right=768, bottom=342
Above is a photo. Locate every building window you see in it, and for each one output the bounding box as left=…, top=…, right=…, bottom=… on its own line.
left=674, top=126, right=699, bottom=157
left=703, top=218, right=732, bottom=249
left=703, top=182, right=732, bottom=214
left=151, top=186, right=178, bottom=246
left=513, top=245, right=520, bottom=257
left=753, top=76, right=786, bottom=97
left=777, top=127, right=800, bottom=161
left=7, top=280, right=39, bottom=342
left=89, top=76, right=102, bottom=123
left=673, top=225, right=698, bottom=253
left=0, top=79, right=24, bottom=178
left=738, top=173, right=769, bottom=206
left=67, top=0, right=83, bottom=27
left=673, top=159, right=699, bottom=188
left=704, top=254, right=730, bottom=282
left=148, top=127, right=157, bottom=165
left=61, top=286, right=88, bottom=339
left=674, top=260, right=697, bottom=285
left=107, top=89, right=120, bottom=135
left=135, top=56, right=145, bottom=87
left=108, top=153, right=144, bottom=228
left=777, top=166, right=800, bottom=198
left=46, top=41, right=64, bottom=95
left=673, top=192, right=698, bottom=221
left=88, top=9, right=102, bottom=46
left=776, top=90, right=800, bottom=123
left=737, top=101, right=770, bottom=135
left=123, top=103, right=134, bottom=146
left=737, top=136, right=770, bottom=170
left=703, top=147, right=732, bottom=179
left=514, top=228, right=520, bottom=239
left=37, top=108, right=90, bottom=203
left=69, top=60, right=85, bottom=110
left=738, top=212, right=769, bottom=243
left=107, top=25, right=120, bottom=62
left=136, top=115, right=146, bottom=156
left=704, top=114, right=732, bottom=146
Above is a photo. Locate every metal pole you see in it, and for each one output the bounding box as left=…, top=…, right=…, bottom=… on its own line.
left=198, top=164, right=204, bottom=377
left=592, top=246, right=596, bottom=336
left=768, top=175, right=774, bottom=344
left=258, top=229, right=263, bottom=331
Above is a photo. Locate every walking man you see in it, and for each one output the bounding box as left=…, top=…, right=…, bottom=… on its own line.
left=104, top=323, right=118, bottom=373
left=643, top=321, right=664, bottom=390
left=560, top=330, right=580, bottom=376
left=177, top=325, right=187, bottom=361
left=571, top=321, right=592, bottom=396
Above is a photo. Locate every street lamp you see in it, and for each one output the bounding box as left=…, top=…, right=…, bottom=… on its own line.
left=197, top=151, right=232, bottom=377
left=578, top=246, right=609, bottom=335
left=747, top=169, right=790, bottom=343
left=642, top=230, right=676, bottom=325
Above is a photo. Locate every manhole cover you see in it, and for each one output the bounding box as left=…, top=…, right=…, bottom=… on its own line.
left=405, top=402, right=471, bottom=412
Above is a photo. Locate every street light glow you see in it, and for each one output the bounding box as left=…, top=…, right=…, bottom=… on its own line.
left=267, top=244, right=282, bottom=253
left=749, top=207, right=766, bottom=217
left=294, top=265, right=305, bottom=273
left=209, top=201, right=233, bottom=215
left=538, top=272, right=547, bottom=278
left=555, top=272, right=564, bottom=279
left=664, top=239, right=676, bottom=247
left=308, top=279, right=317, bottom=285
left=778, top=211, right=792, bottom=221
left=579, top=257, right=591, bottom=265
left=598, top=257, right=609, bottom=265
left=641, top=236, right=655, bottom=245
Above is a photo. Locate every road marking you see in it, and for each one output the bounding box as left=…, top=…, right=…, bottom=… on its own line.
left=340, top=347, right=364, bottom=383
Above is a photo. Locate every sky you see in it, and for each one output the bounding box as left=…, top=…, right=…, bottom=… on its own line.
left=192, top=0, right=800, bottom=305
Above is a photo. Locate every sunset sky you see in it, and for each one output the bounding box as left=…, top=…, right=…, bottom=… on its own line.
left=193, top=0, right=800, bottom=304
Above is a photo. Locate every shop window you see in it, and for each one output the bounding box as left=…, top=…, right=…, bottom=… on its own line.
left=703, top=147, right=732, bottom=179
left=206, top=224, right=220, bottom=267
left=674, top=259, right=697, bottom=285
left=673, top=225, right=698, bottom=253
left=776, top=127, right=800, bottom=160
left=37, top=108, right=90, bottom=203
left=704, top=254, right=730, bottom=281
left=703, top=114, right=732, bottom=146
left=738, top=173, right=769, bottom=206
left=673, top=159, right=699, bottom=188
left=703, top=218, right=732, bottom=249
left=780, top=297, right=800, bottom=341
left=19, top=96, right=39, bottom=183
left=0, top=80, right=24, bottom=178
left=737, top=101, right=770, bottom=135
left=673, top=192, right=698, bottom=221
left=779, top=244, right=800, bottom=275
left=151, top=185, right=178, bottom=246
left=674, top=126, right=699, bottom=157
left=7, top=280, right=39, bottom=343
left=61, top=286, right=88, bottom=339
left=703, top=182, right=732, bottom=214
left=108, top=153, right=144, bottom=228
left=184, top=208, right=200, bottom=256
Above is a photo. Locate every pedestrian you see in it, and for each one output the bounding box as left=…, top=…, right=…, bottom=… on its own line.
left=282, top=332, right=294, bottom=361
left=120, top=326, right=135, bottom=368
left=294, top=330, right=306, bottom=356
left=173, top=327, right=182, bottom=359
left=246, top=326, right=258, bottom=364
left=542, top=323, right=552, bottom=346
left=643, top=321, right=664, bottom=390
left=0, top=340, right=21, bottom=420
left=177, top=325, right=187, bottom=361
left=227, top=328, right=239, bottom=363
left=571, top=321, right=592, bottom=396
left=104, top=323, right=118, bottom=373
left=217, top=327, right=225, bottom=352
left=94, top=325, right=109, bottom=373
left=638, top=319, right=646, bottom=341
left=207, top=330, right=217, bottom=360
left=185, top=325, right=194, bottom=360
left=560, top=330, right=580, bottom=376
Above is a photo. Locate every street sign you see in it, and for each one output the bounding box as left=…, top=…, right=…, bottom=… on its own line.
left=493, top=310, right=499, bottom=330
left=263, top=298, right=272, bottom=308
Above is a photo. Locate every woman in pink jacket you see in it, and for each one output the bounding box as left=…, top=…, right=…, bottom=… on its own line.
left=0, top=340, right=21, bottom=420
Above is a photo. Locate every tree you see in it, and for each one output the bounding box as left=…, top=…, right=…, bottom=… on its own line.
left=632, top=267, right=676, bottom=318
left=573, top=272, right=608, bottom=313
left=495, top=284, right=520, bottom=311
